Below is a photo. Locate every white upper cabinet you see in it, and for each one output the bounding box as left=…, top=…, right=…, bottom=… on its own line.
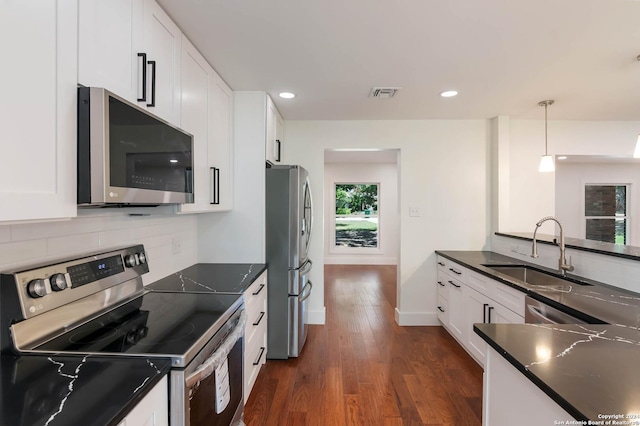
left=209, top=70, right=234, bottom=211
left=142, top=0, right=181, bottom=125
left=266, top=96, right=283, bottom=164
left=177, top=36, right=234, bottom=213
left=0, top=0, right=78, bottom=223
left=78, top=0, right=143, bottom=105
left=78, top=0, right=181, bottom=125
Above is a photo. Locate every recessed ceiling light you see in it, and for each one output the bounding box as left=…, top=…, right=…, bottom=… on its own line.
left=279, top=92, right=295, bottom=99
left=440, top=90, right=458, bottom=98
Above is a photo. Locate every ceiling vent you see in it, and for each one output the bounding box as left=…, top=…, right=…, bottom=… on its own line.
left=369, top=87, right=401, bottom=98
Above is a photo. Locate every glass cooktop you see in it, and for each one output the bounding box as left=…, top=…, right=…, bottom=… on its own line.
left=33, top=292, right=242, bottom=364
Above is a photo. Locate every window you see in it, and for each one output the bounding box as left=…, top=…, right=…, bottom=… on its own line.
left=584, top=185, right=628, bottom=244
left=335, top=183, right=378, bottom=248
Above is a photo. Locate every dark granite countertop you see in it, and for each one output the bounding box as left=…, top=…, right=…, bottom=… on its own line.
left=435, top=250, right=640, bottom=327
left=148, top=263, right=267, bottom=294
left=474, top=323, right=640, bottom=421
left=0, top=354, right=170, bottom=426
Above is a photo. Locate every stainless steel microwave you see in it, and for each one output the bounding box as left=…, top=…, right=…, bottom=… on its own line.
left=77, top=87, right=194, bottom=207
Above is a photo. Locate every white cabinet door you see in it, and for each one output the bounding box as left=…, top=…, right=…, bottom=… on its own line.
left=464, top=285, right=490, bottom=365
left=265, top=96, right=282, bottom=164
left=0, top=0, right=77, bottom=223
left=177, top=36, right=212, bottom=213
left=78, top=0, right=143, bottom=104
left=447, top=277, right=465, bottom=342
left=177, top=36, right=234, bottom=214
left=142, top=0, right=181, bottom=124
left=120, top=376, right=168, bottom=426
left=209, top=71, right=234, bottom=211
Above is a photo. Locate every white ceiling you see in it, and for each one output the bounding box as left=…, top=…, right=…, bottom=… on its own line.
left=157, top=0, right=640, bottom=121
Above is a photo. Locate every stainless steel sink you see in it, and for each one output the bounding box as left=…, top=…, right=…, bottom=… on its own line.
left=482, top=264, right=591, bottom=287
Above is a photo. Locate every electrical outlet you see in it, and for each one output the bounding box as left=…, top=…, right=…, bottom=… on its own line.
left=172, top=237, right=181, bottom=255
left=409, top=206, right=421, bottom=217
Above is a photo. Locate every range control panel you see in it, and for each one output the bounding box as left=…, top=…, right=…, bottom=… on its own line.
left=1, top=245, right=149, bottom=319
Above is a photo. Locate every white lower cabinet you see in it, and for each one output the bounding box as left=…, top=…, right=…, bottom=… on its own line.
left=243, top=271, right=268, bottom=403
left=117, top=376, right=168, bottom=426
left=436, top=256, right=525, bottom=367
left=483, top=347, right=573, bottom=426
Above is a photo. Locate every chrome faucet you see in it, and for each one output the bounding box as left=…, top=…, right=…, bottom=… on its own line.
left=531, top=216, right=574, bottom=276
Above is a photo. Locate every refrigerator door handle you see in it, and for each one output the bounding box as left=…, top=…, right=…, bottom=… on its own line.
left=299, top=281, right=313, bottom=302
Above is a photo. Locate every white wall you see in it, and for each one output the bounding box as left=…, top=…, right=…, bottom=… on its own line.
left=555, top=161, right=640, bottom=245
left=0, top=207, right=198, bottom=284
left=285, top=120, right=490, bottom=326
left=324, top=161, right=399, bottom=265
left=501, top=120, right=640, bottom=235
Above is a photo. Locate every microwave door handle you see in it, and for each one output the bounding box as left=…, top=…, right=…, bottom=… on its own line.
left=137, top=52, right=147, bottom=102
left=147, top=60, right=156, bottom=107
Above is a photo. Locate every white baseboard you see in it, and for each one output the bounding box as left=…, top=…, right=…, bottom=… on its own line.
left=394, top=308, right=440, bottom=326
left=324, top=256, right=397, bottom=265
left=307, top=307, right=326, bottom=325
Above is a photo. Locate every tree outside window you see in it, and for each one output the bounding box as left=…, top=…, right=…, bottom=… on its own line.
left=335, top=184, right=378, bottom=248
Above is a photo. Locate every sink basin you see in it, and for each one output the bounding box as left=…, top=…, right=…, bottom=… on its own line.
left=482, top=264, right=591, bottom=287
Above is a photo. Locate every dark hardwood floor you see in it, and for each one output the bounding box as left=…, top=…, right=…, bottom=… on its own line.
left=244, top=264, right=483, bottom=425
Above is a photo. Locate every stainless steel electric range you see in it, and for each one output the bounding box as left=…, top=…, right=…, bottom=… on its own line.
left=0, top=245, right=245, bottom=426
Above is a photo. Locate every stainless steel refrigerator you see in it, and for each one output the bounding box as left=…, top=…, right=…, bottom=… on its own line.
left=266, top=165, right=313, bottom=359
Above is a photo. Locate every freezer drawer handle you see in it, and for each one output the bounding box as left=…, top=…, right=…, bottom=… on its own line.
left=252, top=283, right=265, bottom=296
left=299, top=280, right=313, bottom=302
left=253, top=311, right=265, bottom=326
left=253, top=347, right=265, bottom=365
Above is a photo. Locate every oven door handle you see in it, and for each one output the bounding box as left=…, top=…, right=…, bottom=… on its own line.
left=185, top=310, right=247, bottom=389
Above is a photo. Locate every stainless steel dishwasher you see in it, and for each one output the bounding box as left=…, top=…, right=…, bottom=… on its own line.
left=524, top=296, right=587, bottom=324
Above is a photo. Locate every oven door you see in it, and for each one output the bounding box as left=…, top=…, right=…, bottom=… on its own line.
left=171, top=308, right=245, bottom=426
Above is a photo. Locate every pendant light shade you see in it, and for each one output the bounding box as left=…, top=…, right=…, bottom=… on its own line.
left=538, top=100, right=555, bottom=173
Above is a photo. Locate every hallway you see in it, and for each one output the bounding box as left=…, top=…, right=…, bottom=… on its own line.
left=244, top=265, right=483, bottom=425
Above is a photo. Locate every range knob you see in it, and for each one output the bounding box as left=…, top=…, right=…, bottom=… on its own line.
left=27, top=279, right=47, bottom=298
left=124, top=254, right=137, bottom=268
left=49, top=273, right=68, bottom=291
left=138, top=252, right=146, bottom=264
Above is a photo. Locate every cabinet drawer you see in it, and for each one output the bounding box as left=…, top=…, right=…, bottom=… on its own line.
left=437, top=294, right=449, bottom=326
left=437, top=270, right=449, bottom=300
left=245, top=298, right=267, bottom=343
left=494, top=282, right=526, bottom=317
left=244, top=318, right=267, bottom=403
left=436, top=256, right=448, bottom=273
left=244, top=271, right=267, bottom=311
left=466, top=269, right=497, bottom=300
left=444, top=260, right=465, bottom=280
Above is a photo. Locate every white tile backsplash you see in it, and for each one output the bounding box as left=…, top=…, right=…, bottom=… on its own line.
left=0, top=208, right=199, bottom=278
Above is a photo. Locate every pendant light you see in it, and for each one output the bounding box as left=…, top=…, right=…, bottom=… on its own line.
left=538, top=100, right=555, bottom=172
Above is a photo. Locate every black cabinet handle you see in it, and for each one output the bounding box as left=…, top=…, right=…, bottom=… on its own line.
left=483, top=303, right=489, bottom=323
left=210, top=167, right=220, bottom=205
left=437, top=262, right=445, bottom=266
left=137, top=53, right=147, bottom=102
left=275, top=139, right=281, bottom=162
left=437, top=306, right=445, bottom=313
left=448, top=280, right=461, bottom=288
left=487, top=306, right=494, bottom=323
left=253, top=347, right=265, bottom=365
left=437, top=281, right=445, bottom=287
left=147, top=60, right=156, bottom=107
left=252, top=283, right=265, bottom=296
left=449, top=268, right=462, bottom=275
left=253, top=311, right=265, bottom=326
